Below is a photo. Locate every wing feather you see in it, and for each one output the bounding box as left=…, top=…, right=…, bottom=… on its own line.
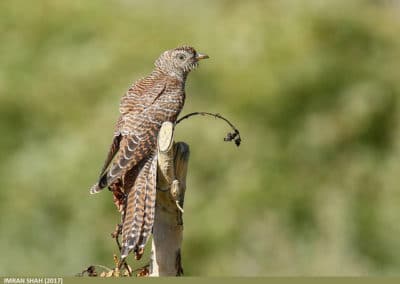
left=89, top=76, right=166, bottom=194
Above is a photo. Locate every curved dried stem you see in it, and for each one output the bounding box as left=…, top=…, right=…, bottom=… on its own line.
left=176, top=112, right=242, bottom=147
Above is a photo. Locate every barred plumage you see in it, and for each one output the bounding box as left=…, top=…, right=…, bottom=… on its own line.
left=89, top=46, right=209, bottom=260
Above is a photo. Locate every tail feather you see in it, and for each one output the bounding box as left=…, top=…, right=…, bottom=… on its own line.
left=120, top=153, right=156, bottom=259
left=136, top=154, right=158, bottom=253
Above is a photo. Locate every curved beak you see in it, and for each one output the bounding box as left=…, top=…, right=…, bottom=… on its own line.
left=196, top=53, right=209, bottom=60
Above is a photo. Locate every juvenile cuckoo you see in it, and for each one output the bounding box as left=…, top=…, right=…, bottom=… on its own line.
left=89, top=46, right=209, bottom=260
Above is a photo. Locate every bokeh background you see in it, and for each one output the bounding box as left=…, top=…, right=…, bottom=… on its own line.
left=1, top=0, right=400, bottom=276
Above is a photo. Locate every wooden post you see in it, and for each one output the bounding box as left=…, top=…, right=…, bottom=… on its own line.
left=149, top=121, right=189, bottom=276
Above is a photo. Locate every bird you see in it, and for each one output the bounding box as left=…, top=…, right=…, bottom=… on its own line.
left=89, top=46, right=209, bottom=260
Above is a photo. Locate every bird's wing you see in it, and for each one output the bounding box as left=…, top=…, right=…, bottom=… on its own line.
left=120, top=153, right=157, bottom=259
left=89, top=77, right=166, bottom=194
left=98, top=134, right=122, bottom=178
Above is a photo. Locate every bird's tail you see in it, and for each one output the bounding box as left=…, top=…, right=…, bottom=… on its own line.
left=120, top=154, right=157, bottom=260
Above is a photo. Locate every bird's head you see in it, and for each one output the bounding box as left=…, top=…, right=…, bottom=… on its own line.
left=155, top=45, right=209, bottom=80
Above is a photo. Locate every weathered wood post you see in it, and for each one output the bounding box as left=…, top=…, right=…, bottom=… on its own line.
left=150, top=121, right=189, bottom=276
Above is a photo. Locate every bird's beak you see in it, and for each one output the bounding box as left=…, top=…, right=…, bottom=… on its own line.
left=196, top=53, right=209, bottom=60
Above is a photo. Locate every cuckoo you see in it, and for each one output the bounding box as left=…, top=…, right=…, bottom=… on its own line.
left=89, top=46, right=209, bottom=260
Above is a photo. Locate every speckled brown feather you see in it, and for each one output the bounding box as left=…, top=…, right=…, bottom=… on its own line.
left=89, top=73, right=182, bottom=194
left=120, top=154, right=152, bottom=256
left=99, top=135, right=121, bottom=178
left=89, top=46, right=204, bottom=260
left=120, top=153, right=158, bottom=258
left=136, top=153, right=158, bottom=255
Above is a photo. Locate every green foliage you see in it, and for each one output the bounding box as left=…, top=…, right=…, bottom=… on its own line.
left=0, top=0, right=399, bottom=276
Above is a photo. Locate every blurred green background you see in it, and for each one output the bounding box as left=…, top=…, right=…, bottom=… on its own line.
left=1, top=0, right=399, bottom=276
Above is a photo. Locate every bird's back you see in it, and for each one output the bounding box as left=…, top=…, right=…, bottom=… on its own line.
left=117, top=71, right=185, bottom=136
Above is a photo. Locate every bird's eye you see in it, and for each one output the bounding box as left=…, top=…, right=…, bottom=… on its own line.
left=178, top=54, right=186, bottom=60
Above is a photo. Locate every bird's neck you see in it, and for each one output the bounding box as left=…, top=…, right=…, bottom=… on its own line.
left=153, top=67, right=188, bottom=85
